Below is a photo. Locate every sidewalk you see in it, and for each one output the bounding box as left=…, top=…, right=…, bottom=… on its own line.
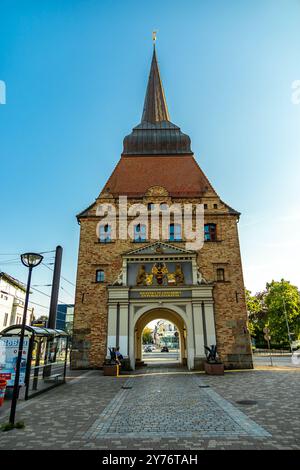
left=0, top=367, right=300, bottom=450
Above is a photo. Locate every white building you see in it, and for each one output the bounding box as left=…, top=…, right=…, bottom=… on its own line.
left=152, top=320, right=178, bottom=347
left=0, top=272, right=34, bottom=331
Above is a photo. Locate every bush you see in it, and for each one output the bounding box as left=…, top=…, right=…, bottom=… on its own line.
left=0, top=421, right=25, bottom=432
left=1, top=423, right=15, bottom=432
left=15, top=421, right=25, bottom=429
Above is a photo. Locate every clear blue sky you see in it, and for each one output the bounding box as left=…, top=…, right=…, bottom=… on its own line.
left=1, top=0, right=300, bottom=316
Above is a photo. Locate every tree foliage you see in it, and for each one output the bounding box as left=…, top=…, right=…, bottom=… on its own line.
left=247, top=280, right=300, bottom=348
left=35, top=315, right=48, bottom=322
left=246, top=289, right=267, bottom=346
left=142, top=327, right=153, bottom=344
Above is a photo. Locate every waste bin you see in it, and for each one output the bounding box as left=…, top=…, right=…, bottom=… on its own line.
left=0, top=378, right=7, bottom=406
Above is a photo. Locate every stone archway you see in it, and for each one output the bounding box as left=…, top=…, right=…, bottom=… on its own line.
left=133, top=308, right=188, bottom=369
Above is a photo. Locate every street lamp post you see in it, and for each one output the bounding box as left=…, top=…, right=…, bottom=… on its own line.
left=9, top=252, right=43, bottom=426
left=283, top=297, right=293, bottom=354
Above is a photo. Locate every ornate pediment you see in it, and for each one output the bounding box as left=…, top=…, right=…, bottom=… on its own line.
left=145, top=186, right=169, bottom=197
left=123, top=241, right=193, bottom=257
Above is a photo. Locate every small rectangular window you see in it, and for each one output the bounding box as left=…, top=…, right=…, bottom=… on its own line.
left=204, top=224, right=217, bottom=241
left=213, top=204, right=218, bottom=209
left=3, top=313, right=8, bottom=326
left=96, top=270, right=105, bottom=283
left=204, top=204, right=208, bottom=210
left=99, top=224, right=111, bottom=243
left=134, top=224, right=147, bottom=242
left=169, top=223, right=182, bottom=241
left=217, top=268, right=225, bottom=281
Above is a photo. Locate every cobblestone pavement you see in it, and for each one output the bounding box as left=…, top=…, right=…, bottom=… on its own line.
left=0, top=367, right=300, bottom=450
left=83, top=375, right=269, bottom=439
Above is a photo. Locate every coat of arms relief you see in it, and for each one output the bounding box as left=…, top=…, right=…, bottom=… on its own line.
left=136, top=262, right=185, bottom=286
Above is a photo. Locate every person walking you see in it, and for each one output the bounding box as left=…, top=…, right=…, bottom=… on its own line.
left=115, top=347, right=123, bottom=365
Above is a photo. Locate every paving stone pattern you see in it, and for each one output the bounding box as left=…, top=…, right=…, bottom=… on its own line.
left=83, top=375, right=269, bottom=439
left=0, top=367, right=300, bottom=450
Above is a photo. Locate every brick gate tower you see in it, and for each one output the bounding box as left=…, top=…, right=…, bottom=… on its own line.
left=71, top=46, right=253, bottom=371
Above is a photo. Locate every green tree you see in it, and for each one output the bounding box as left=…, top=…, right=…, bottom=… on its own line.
left=264, top=279, right=300, bottom=347
left=247, top=280, right=300, bottom=349
left=246, top=289, right=267, bottom=347
left=35, top=315, right=48, bottom=322
left=142, top=327, right=153, bottom=344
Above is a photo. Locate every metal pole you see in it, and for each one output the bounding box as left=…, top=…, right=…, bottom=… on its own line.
left=24, top=334, right=34, bottom=400
left=48, top=245, right=63, bottom=329
left=9, top=267, right=32, bottom=425
left=267, top=337, right=273, bottom=367
left=32, top=339, right=42, bottom=391
left=63, top=336, right=69, bottom=383
left=283, top=298, right=293, bottom=354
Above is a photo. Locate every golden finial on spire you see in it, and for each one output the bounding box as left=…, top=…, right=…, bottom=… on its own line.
left=152, top=30, right=157, bottom=44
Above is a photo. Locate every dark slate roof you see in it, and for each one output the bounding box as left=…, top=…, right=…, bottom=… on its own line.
left=123, top=48, right=192, bottom=155
left=141, top=47, right=170, bottom=123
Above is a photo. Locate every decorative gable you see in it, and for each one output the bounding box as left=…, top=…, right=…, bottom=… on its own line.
left=123, top=241, right=193, bottom=257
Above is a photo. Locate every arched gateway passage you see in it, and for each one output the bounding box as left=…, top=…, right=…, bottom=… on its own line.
left=135, top=308, right=187, bottom=367
left=106, top=242, right=217, bottom=372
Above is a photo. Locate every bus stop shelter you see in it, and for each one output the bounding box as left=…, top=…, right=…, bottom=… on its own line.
left=0, top=325, right=69, bottom=399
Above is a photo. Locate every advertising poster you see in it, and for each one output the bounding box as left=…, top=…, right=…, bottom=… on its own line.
left=0, top=336, right=29, bottom=386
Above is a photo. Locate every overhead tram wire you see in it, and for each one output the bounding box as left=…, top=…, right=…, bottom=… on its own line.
left=30, top=284, right=74, bottom=303
left=30, top=285, right=70, bottom=305
left=32, top=284, right=52, bottom=287
left=32, top=284, right=74, bottom=301
left=60, top=286, right=75, bottom=300
left=0, top=255, right=55, bottom=266
left=0, top=260, right=69, bottom=319
left=28, top=300, right=49, bottom=310
left=28, top=299, right=72, bottom=317
left=0, top=258, right=22, bottom=263
left=0, top=250, right=55, bottom=257
left=0, top=253, right=22, bottom=256
left=0, top=268, right=66, bottom=306
left=60, top=275, right=75, bottom=288
left=41, top=262, right=76, bottom=287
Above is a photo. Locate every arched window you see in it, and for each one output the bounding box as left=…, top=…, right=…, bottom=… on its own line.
left=96, top=269, right=105, bottom=283
left=160, top=203, right=168, bottom=211
left=204, top=223, right=217, bottom=241
left=134, top=224, right=147, bottom=242
left=147, top=203, right=155, bottom=211
left=216, top=268, right=225, bottom=282
left=169, top=223, right=182, bottom=241
left=99, top=224, right=111, bottom=243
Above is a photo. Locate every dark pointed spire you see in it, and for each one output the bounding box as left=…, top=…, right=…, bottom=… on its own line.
left=122, top=46, right=192, bottom=155
left=141, top=47, right=170, bottom=123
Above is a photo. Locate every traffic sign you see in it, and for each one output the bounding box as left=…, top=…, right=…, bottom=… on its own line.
left=263, top=327, right=270, bottom=334
left=264, top=334, right=271, bottom=341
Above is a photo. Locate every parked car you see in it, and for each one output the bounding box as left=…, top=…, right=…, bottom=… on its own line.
left=161, top=346, right=169, bottom=352
left=144, top=345, right=153, bottom=352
